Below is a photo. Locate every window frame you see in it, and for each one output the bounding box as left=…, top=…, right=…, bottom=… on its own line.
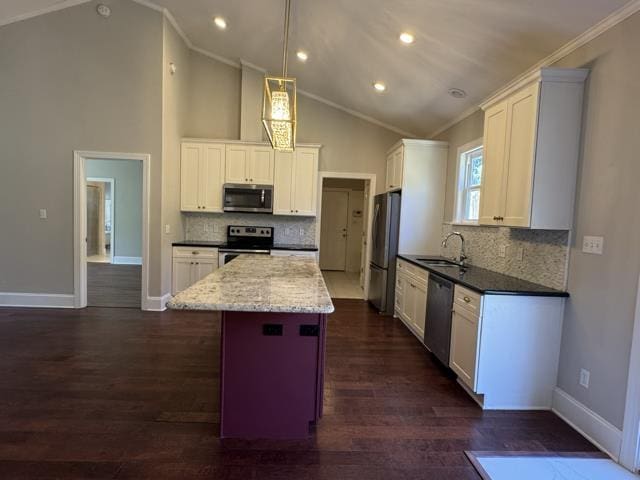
left=452, top=138, right=483, bottom=225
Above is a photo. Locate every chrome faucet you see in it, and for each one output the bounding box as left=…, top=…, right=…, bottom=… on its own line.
left=442, top=232, right=467, bottom=266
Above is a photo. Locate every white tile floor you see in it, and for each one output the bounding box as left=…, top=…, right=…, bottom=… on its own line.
left=322, top=271, right=364, bottom=299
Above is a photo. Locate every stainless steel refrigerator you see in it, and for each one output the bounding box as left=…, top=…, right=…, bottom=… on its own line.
left=368, top=192, right=401, bottom=314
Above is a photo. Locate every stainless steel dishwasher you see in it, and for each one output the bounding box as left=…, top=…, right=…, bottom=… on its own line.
left=424, top=273, right=454, bottom=366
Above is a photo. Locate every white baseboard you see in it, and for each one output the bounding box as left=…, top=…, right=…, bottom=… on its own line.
left=113, top=256, right=143, bottom=265
left=0, top=292, right=75, bottom=308
left=145, top=293, right=172, bottom=311
left=552, top=387, right=622, bottom=460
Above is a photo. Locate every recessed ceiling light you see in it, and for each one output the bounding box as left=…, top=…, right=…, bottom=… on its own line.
left=448, top=88, right=467, bottom=99
left=399, top=32, right=414, bottom=44
left=373, top=82, right=386, bottom=92
left=213, top=16, right=227, bottom=30
left=296, top=50, right=308, bottom=62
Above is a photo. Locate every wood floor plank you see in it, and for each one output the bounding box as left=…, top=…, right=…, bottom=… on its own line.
left=0, top=300, right=599, bottom=479
left=87, top=263, right=141, bottom=308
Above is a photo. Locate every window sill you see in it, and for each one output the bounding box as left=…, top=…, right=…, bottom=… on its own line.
left=445, top=220, right=481, bottom=227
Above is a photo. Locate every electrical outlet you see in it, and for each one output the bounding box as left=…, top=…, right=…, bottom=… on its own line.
left=582, top=236, right=604, bottom=255
left=285, top=227, right=291, bottom=236
left=39, top=209, right=47, bottom=219
left=579, top=368, right=590, bottom=388
left=498, top=245, right=506, bottom=258
left=516, top=246, right=524, bottom=261
left=299, top=228, right=304, bottom=236
left=213, top=224, right=220, bottom=233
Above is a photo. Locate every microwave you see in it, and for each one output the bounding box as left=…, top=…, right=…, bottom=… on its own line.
left=223, top=184, right=273, bottom=213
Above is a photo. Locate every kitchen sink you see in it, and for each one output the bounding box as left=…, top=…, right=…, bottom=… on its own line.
left=416, top=259, right=459, bottom=267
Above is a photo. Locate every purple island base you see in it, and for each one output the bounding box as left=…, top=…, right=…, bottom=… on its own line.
left=219, top=310, right=328, bottom=439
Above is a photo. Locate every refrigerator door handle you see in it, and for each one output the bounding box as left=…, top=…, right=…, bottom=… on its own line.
left=372, top=203, right=380, bottom=251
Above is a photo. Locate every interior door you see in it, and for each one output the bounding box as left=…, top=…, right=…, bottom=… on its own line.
left=319, top=190, right=349, bottom=270
left=273, top=151, right=294, bottom=214
left=502, top=82, right=539, bottom=227
left=181, top=143, right=201, bottom=211
left=479, top=99, right=509, bottom=225
left=225, top=145, right=249, bottom=184
left=201, top=144, right=225, bottom=212
left=86, top=183, right=105, bottom=257
left=249, top=146, right=274, bottom=184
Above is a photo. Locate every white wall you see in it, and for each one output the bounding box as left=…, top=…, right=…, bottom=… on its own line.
left=0, top=0, right=163, bottom=296
left=86, top=159, right=143, bottom=259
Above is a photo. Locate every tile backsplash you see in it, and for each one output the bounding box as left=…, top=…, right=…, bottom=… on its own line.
left=441, top=224, right=570, bottom=290
left=185, top=213, right=317, bottom=245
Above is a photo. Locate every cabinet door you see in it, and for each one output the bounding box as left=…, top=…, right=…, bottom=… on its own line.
left=479, top=100, right=509, bottom=225
left=450, top=307, right=480, bottom=390
left=292, top=148, right=318, bottom=216
left=393, top=148, right=404, bottom=190
left=172, top=258, right=194, bottom=295
left=273, top=151, right=294, bottom=215
left=502, top=83, right=539, bottom=227
left=200, top=143, right=225, bottom=212
left=413, top=281, right=427, bottom=338
left=181, top=143, right=201, bottom=211
left=385, top=152, right=395, bottom=191
left=394, top=272, right=405, bottom=316
left=225, top=145, right=249, bottom=184
left=402, top=279, right=416, bottom=326
left=249, top=146, right=274, bottom=184
left=194, top=259, right=218, bottom=282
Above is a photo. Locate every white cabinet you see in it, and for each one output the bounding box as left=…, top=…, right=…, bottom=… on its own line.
left=385, top=146, right=404, bottom=192
left=274, top=147, right=319, bottom=216
left=181, top=142, right=225, bottom=212
left=270, top=249, right=318, bottom=260
left=225, top=145, right=274, bottom=185
left=171, top=247, right=219, bottom=295
left=395, top=259, right=428, bottom=339
left=479, top=68, right=588, bottom=229
left=450, top=286, right=482, bottom=390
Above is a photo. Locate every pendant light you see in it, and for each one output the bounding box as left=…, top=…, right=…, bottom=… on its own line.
left=262, top=0, right=297, bottom=151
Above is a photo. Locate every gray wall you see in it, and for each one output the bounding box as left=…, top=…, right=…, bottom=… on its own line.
left=0, top=0, right=163, bottom=295
left=161, top=18, right=190, bottom=296
left=436, top=12, right=640, bottom=428
left=86, top=159, right=143, bottom=258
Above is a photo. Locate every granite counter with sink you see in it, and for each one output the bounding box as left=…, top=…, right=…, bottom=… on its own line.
left=397, top=254, right=569, bottom=297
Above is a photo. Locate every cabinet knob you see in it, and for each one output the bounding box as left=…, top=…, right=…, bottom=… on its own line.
left=463, top=296, right=471, bottom=303
left=192, top=251, right=199, bottom=255
left=295, top=210, right=299, bottom=213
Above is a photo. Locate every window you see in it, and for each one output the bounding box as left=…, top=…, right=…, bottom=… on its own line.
left=454, top=140, right=483, bottom=224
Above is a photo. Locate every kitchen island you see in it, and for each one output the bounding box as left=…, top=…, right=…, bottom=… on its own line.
left=168, top=255, right=334, bottom=439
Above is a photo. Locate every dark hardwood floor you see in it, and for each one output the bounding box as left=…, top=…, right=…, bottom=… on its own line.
left=0, top=300, right=598, bottom=479
left=87, top=263, right=141, bottom=308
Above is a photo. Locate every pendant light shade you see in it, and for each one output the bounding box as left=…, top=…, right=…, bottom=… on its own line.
left=263, top=0, right=297, bottom=151
left=263, top=76, right=296, bottom=152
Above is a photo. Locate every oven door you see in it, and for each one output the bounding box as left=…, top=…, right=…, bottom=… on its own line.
left=223, top=184, right=273, bottom=213
left=219, top=249, right=270, bottom=265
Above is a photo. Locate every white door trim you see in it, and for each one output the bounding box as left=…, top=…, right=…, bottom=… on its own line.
left=317, top=172, right=376, bottom=299
left=74, top=151, right=150, bottom=310
left=86, top=177, right=115, bottom=262
left=620, top=273, right=640, bottom=471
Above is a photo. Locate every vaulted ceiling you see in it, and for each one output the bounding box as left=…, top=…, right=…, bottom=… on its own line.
left=1, top=0, right=631, bottom=136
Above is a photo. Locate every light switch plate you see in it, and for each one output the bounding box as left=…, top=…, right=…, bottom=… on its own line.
left=579, top=368, right=590, bottom=388
left=164, top=224, right=171, bottom=234
left=582, top=236, right=604, bottom=255
left=498, top=245, right=506, bottom=258
left=39, top=209, right=47, bottom=219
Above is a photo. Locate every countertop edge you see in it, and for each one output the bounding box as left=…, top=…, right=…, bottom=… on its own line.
left=396, top=254, right=569, bottom=298
left=172, top=241, right=318, bottom=251
left=167, top=302, right=335, bottom=314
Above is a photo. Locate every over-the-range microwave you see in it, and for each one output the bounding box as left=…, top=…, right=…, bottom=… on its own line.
left=223, top=184, right=273, bottom=213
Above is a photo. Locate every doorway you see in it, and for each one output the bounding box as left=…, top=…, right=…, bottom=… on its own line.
left=318, top=175, right=374, bottom=299
left=74, top=151, right=150, bottom=310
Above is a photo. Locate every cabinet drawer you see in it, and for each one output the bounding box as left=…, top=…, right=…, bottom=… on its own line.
left=454, top=285, right=482, bottom=316
left=173, top=247, right=218, bottom=259
left=397, top=259, right=428, bottom=283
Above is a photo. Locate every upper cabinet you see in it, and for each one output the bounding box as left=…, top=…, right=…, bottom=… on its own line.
left=225, top=144, right=274, bottom=185
left=180, top=142, right=225, bottom=212
left=385, top=146, right=404, bottom=192
left=273, top=147, right=319, bottom=216
left=479, top=68, right=588, bottom=229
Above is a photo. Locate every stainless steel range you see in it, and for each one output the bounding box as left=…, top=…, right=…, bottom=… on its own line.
left=218, top=226, right=274, bottom=265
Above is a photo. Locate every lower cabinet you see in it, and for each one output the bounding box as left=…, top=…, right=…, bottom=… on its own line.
left=450, top=296, right=481, bottom=390
left=172, top=247, right=219, bottom=295
left=395, top=259, right=428, bottom=340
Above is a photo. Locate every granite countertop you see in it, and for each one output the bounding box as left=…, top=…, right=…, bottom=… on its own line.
left=172, top=240, right=318, bottom=251
left=397, top=254, right=569, bottom=297
left=167, top=254, right=334, bottom=314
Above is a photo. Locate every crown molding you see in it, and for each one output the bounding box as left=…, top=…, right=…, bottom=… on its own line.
left=428, top=0, right=640, bottom=137
left=0, top=0, right=92, bottom=27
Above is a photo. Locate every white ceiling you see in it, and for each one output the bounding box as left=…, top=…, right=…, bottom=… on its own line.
left=1, top=0, right=631, bottom=137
